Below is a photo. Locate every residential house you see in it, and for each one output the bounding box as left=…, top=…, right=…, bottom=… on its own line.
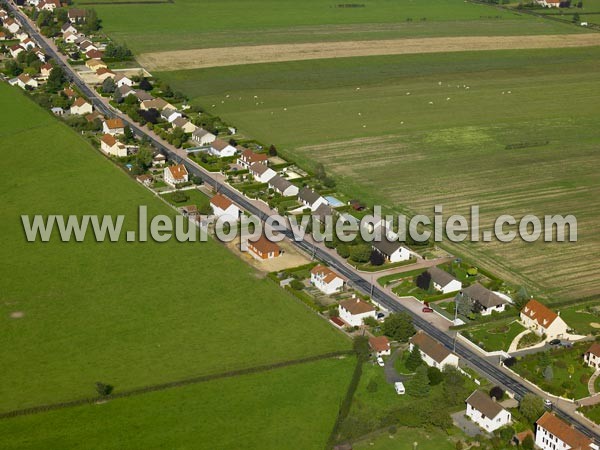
left=298, top=187, right=327, bottom=211
left=427, top=266, right=462, bottom=294
left=465, top=390, right=512, bottom=433
left=210, top=193, right=240, bottom=220
left=338, top=298, right=376, bottom=327
left=51, top=107, right=64, bottom=116
left=40, top=63, right=52, bottom=78
left=247, top=235, right=281, bottom=260
left=32, top=48, right=45, bottom=63
left=85, top=111, right=103, bottom=123
left=537, top=0, right=563, bottom=7
left=85, top=58, right=106, bottom=71
left=79, top=40, right=97, bottom=53
left=96, top=68, right=115, bottom=82
left=41, top=0, right=60, bottom=11
left=163, top=164, right=189, bottom=186
left=4, top=19, right=20, bottom=34
left=209, top=139, right=237, bottom=158
left=160, top=108, right=182, bottom=123
left=409, top=331, right=459, bottom=369
left=11, top=73, right=38, bottom=90
left=584, top=343, right=600, bottom=370
left=67, top=8, right=86, bottom=23
left=369, top=336, right=391, bottom=357
left=171, top=117, right=197, bottom=134
left=100, top=134, right=127, bottom=157
left=70, top=97, right=93, bottom=115
left=535, top=412, right=598, bottom=450
left=61, top=22, right=77, bottom=34
left=140, top=98, right=175, bottom=111
left=237, top=148, right=268, bottom=169
left=9, top=44, right=24, bottom=58
left=460, top=283, right=508, bottom=316
left=16, top=31, right=30, bottom=42
left=62, top=88, right=76, bottom=99
left=180, top=205, right=198, bottom=217
left=520, top=299, right=569, bottom=340
left=268, top=175, right=299, bottom=197
left=136, top=174, right=153, bottom=187
left=0, top=31, right=6, bottom=41
left=117, top=85, right=136, bottom=98
left=313, top=203, right=336, bottom=224
left=85, top=49, right=103, bottom=60
left=114, top=73, right=133, bottom=88
left=63, top=31, right=79, bottom=44
left=152, top=153, right=166, bottom=167
left=372, top=238, right=410, bottom=263
left=20, top=37, right=35, bottom=50
left=134, top=90, right=154, bottom=102
left=249, top=162, right=277, bottom=183
left=102, top=118, right=125, bottom=135
left=191, top=128, right=216, bottom=146
left=310, top=265, right=345, bottom=295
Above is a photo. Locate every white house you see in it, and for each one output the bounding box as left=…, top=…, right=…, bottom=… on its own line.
left=40, top=63, right=53, bottom=78
left=63, top=31, right=79, bottom=44
left=585, top=343, right=600, bottom=370
left=427, top=266, right=462, bottom=294
left=100, top=134, right=127, bottom=157
left=171, top=117, right=197, bottom=134
left=210, top=193, right=240, bottom=220
left=298, top=187, right=327, bottom=211
left=536, top=412, right=598, bottom=450
left=537, top=0, right=563, bottom=7
left=209, top=139, right=237, bottom=158
left=338, top=298, right=376, bottom=327
left=372, top=238, right=411, bottom=263
left=249, top=162, right=277, bottom=183
left=310, top=265, right=345, bottom=295
left=9, top=45, right=24, bottom=58
left=460, top=283, right=508, bottom=316
left=520, top=299, right=569, bottom=340
left=465, top=390, right=512, bottom=433
left=20, top=38, right=35, bottom=50
left=237, top=148, right=268, bottom=169
left=117, top=85, right=136, bottom=99
left=67, top=8, right=86, bottom=22
left=268, top=175, right=299, bottom=197
left=11, top=73, right=38, bottom=90
left=163, top=164, right=189, bottom=186
left=369, top=335, right=391, bottom=357
left=70, top=97, right=93, bottom=115
left=114, top=73, right=133, bottom=88
left=409, top=331, right=459, bottom=370
left=61, top=23, right=78, bottom=34
left=160, top=108, right=182, bottom=124
left=4, top=19, right=20, bottom=34
left=102, top=118, right=125, bottom=136
left=152, top=153, right=167, bottom=167
left=192, top=128, right=216, bottom=146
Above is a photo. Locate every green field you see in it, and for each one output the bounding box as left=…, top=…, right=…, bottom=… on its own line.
left=85, top=0, right=581, bottom=53
left=158, top=46, right=600, bottom=302
left=464, top=319, right=526, bottom=352
left=0, top=357, right=354, bottom=449
left=0, top=84, right=350, bottom=414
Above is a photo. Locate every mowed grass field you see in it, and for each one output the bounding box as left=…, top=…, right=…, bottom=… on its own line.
left=158, top=47, right=600, bottom=302
left=0, top=84, right=349, bottom=413
left=0, top=357, right=354, bottom=450
left=84, top=0, right=582, bottom=53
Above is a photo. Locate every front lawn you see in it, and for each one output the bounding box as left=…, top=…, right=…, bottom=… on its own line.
left=580, top=403, right=600, bottom=426
left=392, top=278, right=455, bottom=302
left=160, top=188, right=210, bottom=211
left=558, top=303, right=600, bottom=336
left=462, top=320, right=525, bottom=352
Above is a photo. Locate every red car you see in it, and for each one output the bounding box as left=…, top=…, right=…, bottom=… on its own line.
left=422, top=307, right=433, bottom=313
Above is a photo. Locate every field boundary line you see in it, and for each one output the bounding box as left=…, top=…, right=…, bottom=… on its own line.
left=0, top=350, right=352, bottom=421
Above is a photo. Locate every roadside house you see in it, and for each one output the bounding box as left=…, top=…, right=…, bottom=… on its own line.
left=298, top=187, right=327, bottom=211
left=4, top=19, right=20, bottom=34
left=96, top=68, right=116, bottom=82
left=427, top=266, right=462, bottom=294
left=70, top=97, right=93, bottom=115
left=310, top=265, right=345, bottom=295
left=209, top=139, right=237, bottom=158
left=192, top=128, right=216, bottom=146
left=465, top=390, right=511, bottom=433
left=102, top=118, right=125, bottom=136
left=312, top=203, right=336, bottom=224
left=11, top=73, right=38, bottom=90
left=161, top=108, right=182, bottom=124
left=247, top=235, right=281, bottom=260
left=152, top=153, right=166, bottom=167
left=372, top=238, right=410, bottom=263
left=268, top=175, right=299, bottom=197
left=100, top=134, right=127, bottom=157
left=338, top=298, right=376, bottom=327
left=114, top=73, right=133, bottom=88
left=140, top=98, right=175, bottom=111
left=210, top=193, right=240, bottom=220
left=249, top=162, right=277, bottom=183
left=163, top=164, right=189, bottom=186
left=369, top=335, right=391, bottom=357
left=409, top=330, right=459, bottom=369
left=584, top=343, right=600, bottom=369
left=85, top=58, right=107, bottom=71
left=520, top=299, right=569, bottom=339
left=460, top=283, right=508, bottom=316
left=172, top=117, right=197, bottom=134
left=237, top=148, right=268, bottom=169
left=40, top=63, right=52, bottom=78
left=535, top=412, right=598, bottom=450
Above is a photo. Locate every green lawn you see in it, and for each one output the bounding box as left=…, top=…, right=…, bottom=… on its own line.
left=0, top=84, right=349, bottom=413
left=580, top=403, right=600, bottom=426
left=160, top=188, right=210, bottom=210
left=558, top=303, right=600, bottom=335
left=353, top=427, right=456, bottom=450
left=158, top=46, right=600, bottom=302
left=85, top=0, right=580, bottom=53
left=0, top=357, right=355, bottom=450
left=463, top=319, right=525, bottom=352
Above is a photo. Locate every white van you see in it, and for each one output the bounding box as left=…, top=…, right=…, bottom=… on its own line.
left=394, top=382, right=405, bottom=395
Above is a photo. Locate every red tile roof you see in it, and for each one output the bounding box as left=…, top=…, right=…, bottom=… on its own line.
left=537, top=412, right=593, bottom=449
left=210, top=193, right=233, bottom=210
left=167, top=164, right=188, bottom=181
left=521, top=299, right=559, bottom=328
left=369, top=335, right=390, bottom=353
left=339, top=298, right=375, bottom=315
left=586, top=343, right=600, bottom=358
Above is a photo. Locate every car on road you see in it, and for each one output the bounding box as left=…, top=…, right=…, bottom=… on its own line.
left=376, top=357, right=385, bottom=367
left=544, top=399, right=553, bottom=408
left=549, top=339, right=561, bottom=346
left=422, top=307, right=433, bottom=313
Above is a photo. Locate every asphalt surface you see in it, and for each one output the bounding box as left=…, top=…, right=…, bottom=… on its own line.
left=6, top=2, right=600, bottom=443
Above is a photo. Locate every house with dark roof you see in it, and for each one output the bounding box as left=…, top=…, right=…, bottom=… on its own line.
left=409, top=331, right=459, bottom=369
left=584, top=343, right=600, bottom=370
left=338, top=298, right=376, bottom=327
left=372, top=238, right=410, bottom=263
left=312, top=203, right=336, bottom=224
left=268, top=175, right=298, bottom=197
left=460, top=283, right=508, bottom=316
left=310, top=265, right=345, bottom=295
left=67, top=8, right=86, bottom=23
left=298, top=187, right=327, bottom=211
left=465, top=390, right=511, bottom=433
left=171, top=117, right=197, bottom=134
left=161, top=108, right=182, bottom=124
left=427, top=266, right=462, bottom=294
left=535, top=412, right=598, bottom=450
left=249, top=162, right=276, bottom=183
left=520, top=299, right=569, bottom=339
left=192, top=128, right=216, bottom=146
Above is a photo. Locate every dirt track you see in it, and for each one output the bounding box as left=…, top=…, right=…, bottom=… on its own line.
left=138, top=33, right=600, bottom=71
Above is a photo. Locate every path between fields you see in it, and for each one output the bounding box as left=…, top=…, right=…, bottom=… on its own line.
left=138, top=33, right=600, bottom=71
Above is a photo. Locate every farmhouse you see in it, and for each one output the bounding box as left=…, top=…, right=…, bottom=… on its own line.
left=102, top=118, right=125, bottom=135
left=298, top=187, right=327, bottom=211
left=535, top=412, right=598, bottom=450
left=210, top=193, right=240, bottom=220
left=249, top=162, right=277, bottom=183
left=409, top=331, right=459, bottom=369
left=237, top=148, right=268, bottom=169
left=161, top=108, right=183, bottom=123
left=100, top=134, right=127, bottom=157
left=209, top=139, right=237, bottom=158
left=67, top=8, right=86, bottom=23
left=338, top=298, right=376, bottom=327
left=163, top=164, right=189, bottom=186
left=247, top=235, right=281, bottom=260
left=584, top=343, right=600, bottom=369
left=268, top=175, right=299, bottom=197
left=427, top=266, right=462, bottom=294
left=520, top=299, right=569, bottom=340
left=172, top=117, right=197, bottom=134
left=460, top=283, right=508, bottom=316
left=70, top=97, right=93, bottom=115
left=310, top=265, right=345, bottom=295
left=465, top=390, right=511, bottom=433
left=372, top=238, right=410, bottom=263
left=192, top=128, right=216, bottom=146
left=369, top=335, right=391, bottom=357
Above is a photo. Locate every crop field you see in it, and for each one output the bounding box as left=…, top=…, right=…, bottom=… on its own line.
left=0, top=84, right=350, bottom=414
left=82, top=0, right=583, bottom=54
left=157, top=46, right=600, bottom=302
left=0, top=357, right=354, bottom=450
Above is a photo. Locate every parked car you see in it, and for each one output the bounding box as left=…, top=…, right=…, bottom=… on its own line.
left=422, top=307, right=433, bottom=313
left=394, top=381, right=405, bottom=395
left=376, top=356, right=385, bottom=367
left=544, top=399, right=553, bottom=409
left=549, top=339, right=561, bottom=346
left=376, top=312, right=385, bottom=320
left=560, top=340, right=573, bottom=348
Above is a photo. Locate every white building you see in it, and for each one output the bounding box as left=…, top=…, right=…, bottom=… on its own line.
left=338, top=298, right=376, bottom=327
left=237, top=148, right=268, bottom=169
left=520, top=299, right=569, bottom=340
left=268, top=175, right=299, bottom=197
left=249, top=162, right=277, bottom=183
left=100, top=134, right=127, bottom=157
left=70, top=97, right=93, bottom=115
left=310, top=265, right=345, bottom=295
left=171, top=117, right=197, bottom=134
left=192, top=128, right=216, bottom=146
left=369, top=335, right=391, bottom=357
left=372, top=238, right=411, bottom=263
left=163, top=164, right=189, bottom=186
left=460, top=283, right=508, bottom=316
left=427, top=266, right=462, bottom=294
left=409, top=331, right=459, bottom=370
left=298, top=187, right=327, bottom=211
left=161, top=108, right=183, bottom=124
left=209, top=193, right=240, bottom=221
left=102, top=118, right=125, bottom=136
left=584, top=343, right=600, bottom=370
left=209, top=139, right=237, bottom=158
left=114, top=74, right=133, bottom=88
left=535, top=412, right=598, bottom=450
left=465, top=390, right=512, bottom=433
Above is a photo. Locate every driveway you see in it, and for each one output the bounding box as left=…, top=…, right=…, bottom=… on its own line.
left=451, top=411, right=485, bottom=437
left=384, top=348, right=408, bottom=384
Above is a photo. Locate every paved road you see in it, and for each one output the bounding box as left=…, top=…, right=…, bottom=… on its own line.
left=7, top=2, right=600, bottom=443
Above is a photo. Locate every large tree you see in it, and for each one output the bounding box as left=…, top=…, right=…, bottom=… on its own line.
left=45, top=66, right=65, bottom=93
left=519, top=393, right=545, bottom=422
left=382, top=313, right=415, bottom=342
left=408, top=365, right=430, bottom=397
